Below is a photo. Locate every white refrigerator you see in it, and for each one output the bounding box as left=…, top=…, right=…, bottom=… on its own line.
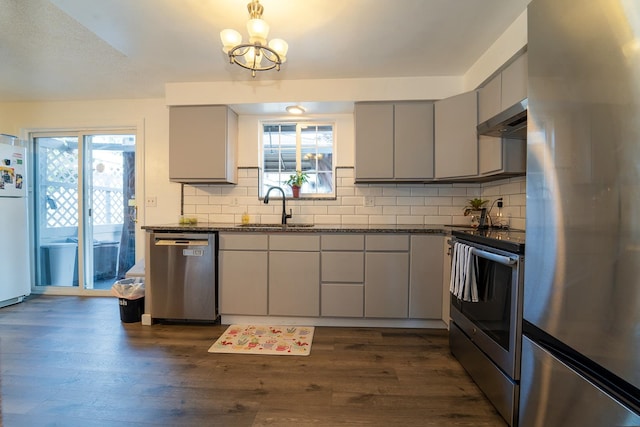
left=0, top=134, right=30, bottom=308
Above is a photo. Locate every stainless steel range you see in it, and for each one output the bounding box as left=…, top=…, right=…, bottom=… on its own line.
left=449, top=229, right=525, bottom=426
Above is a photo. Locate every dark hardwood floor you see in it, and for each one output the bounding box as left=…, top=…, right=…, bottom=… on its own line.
left=0, top=295, right=506, bottom=426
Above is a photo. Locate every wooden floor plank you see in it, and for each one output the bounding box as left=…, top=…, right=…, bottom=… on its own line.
left=0, top=295, right=506, bottom=426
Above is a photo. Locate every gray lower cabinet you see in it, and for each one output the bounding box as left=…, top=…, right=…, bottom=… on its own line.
left=219, top=233, right=268, bottom=315
left=409, top=235, right=444, bottom=319
left=218, top=232, right=445, bottom=321
left=268, top=235, right=320, bottom=316
left=364, top=235, right=410, bottom=318
left=321, top=234, right=365, bottom=317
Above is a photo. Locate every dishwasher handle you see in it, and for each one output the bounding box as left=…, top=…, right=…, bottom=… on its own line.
left=155, top=239, right=209, bottom=246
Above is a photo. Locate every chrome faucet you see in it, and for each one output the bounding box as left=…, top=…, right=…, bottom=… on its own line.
left=264, top=186, right=292, bottom=225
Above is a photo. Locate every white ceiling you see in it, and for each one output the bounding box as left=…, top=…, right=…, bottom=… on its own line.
left=0, top=0, right=530, bottom=103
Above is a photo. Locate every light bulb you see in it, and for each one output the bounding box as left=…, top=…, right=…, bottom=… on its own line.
left=247, top=18, right=269, bottom=45
left=220, top=29, right=242, bottom=53
left=268, top=39, right=288, bottom=62
left=244, top=47, right=263, bottom=67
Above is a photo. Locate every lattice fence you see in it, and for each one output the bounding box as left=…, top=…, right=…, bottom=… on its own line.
left=43, top=147, right=123, bottom=228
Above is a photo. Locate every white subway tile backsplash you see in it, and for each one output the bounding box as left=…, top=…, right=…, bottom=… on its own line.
left=300, top=206, right=328, bottom=215
left=375, top=196, right=397, bottom=206
left=397, top=216, right=424, bottom=225
left=438, top=187, right=469, bottom=196
left=410, top=187, right=439, bottom=196
left=340, top=196, right=363, bottom=206
left=342, top=215, right=368, bottom=224
left=182, top=167, right=526, bottom=228
left=314, top=215, right=341, bottom=224
left=355, top=206, right=384, bottom=215
left=383, top=205, right=411, bottom=215
left=396, top=197, right=425, bottom=206
left=382, top=187, right=412, bottom=197
left=425, top=196, right=453, bottom=206
left=183, top=195, right=209, bottom=205
left=410, top=206, right=439, bottom=215
left=328, top=205, right=355, bottom=215
left=368, top=215, right=397, bottom=224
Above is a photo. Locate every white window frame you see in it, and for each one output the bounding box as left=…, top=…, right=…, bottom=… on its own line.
left=259, top=120, right=336, bottom=199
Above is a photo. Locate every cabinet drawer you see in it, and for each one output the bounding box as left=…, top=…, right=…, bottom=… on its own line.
left=322, top=252, right=364, bottom=282
left=270, top=234, right=320, bottom=251
left=321, top=234, right=364, bottom=251
left=365, top=235, right=409, bottom=251
left=321, top=283, right=364, bottom=317
left=219, top=233, right=268, bottom=250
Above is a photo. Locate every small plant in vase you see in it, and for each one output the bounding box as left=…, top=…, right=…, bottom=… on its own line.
left=285, top=171, right=309, bottom=198
left=463, top=198, right=488, bottom=227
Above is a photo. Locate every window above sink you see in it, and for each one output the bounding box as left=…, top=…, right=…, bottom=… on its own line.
left=260, top=121, right=335, bottom=199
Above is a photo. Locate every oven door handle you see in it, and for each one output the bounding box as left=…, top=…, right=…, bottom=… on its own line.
left=471, top=247, right=517, bottom=266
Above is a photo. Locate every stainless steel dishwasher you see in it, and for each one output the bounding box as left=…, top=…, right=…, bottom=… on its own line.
left=148, top=232, right=217, bottom=322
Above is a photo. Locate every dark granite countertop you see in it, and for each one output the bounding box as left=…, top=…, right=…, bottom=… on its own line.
left=142, top=222, right=458, bottom=234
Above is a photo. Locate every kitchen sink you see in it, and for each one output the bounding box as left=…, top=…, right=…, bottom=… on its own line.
left=235, top=223, right=314, bottom=228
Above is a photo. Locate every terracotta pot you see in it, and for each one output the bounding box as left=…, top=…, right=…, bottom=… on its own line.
left=291, top=185, right=300, bottom=198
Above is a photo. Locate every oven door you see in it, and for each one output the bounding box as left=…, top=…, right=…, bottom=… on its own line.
left=450, top=240, right=524, bottom=379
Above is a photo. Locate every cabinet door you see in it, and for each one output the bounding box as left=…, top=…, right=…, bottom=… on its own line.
left=434, top=91, right=478, bottom=179
left=501, top=52, right=528, bottom=109
left=354, top=103, right=394, bottom=180
left=478, top=74, right=502, bottom=123
left=169, top=105, right=237, bottom=183
left=219, top=250, right=268, bottom=315
left=269, top=251, right=320, bottom=316
left=409, top=235, right=444, bottom=319
left=394, top=102, right=434, bottom=179
left=365, top=252, right=409, bottom=318
left=478, top=135, right=503, bottom=175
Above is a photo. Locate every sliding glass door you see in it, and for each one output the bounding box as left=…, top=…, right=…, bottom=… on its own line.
left=33, top=131, right=136, bottom=294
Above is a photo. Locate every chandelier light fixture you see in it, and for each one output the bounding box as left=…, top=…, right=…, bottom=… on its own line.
left=220, top=0, right=288, bottom=77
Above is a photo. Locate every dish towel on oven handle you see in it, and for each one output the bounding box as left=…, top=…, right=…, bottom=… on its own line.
left=449, top=242, right=479, bottom=302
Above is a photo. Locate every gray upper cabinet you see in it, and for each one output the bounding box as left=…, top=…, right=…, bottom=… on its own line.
left=478, top=72, right=503, bottom=123
left=354, top=103, right=394, bottom=180
left=434, top=91, right=478, bottom=179
left=500, top=52, right=528, bottom=110
left=169, top=105, right=238, bottom=184
left=355, top=102, right=434, bottom=182
left=477, top=52, right=527, bottom=177
left=478, top=52, right=528, bottom=122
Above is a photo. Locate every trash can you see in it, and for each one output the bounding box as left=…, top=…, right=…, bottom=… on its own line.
left=111, top=278, right=145, bottom=323
left=40, top=242, right=78, bottom=286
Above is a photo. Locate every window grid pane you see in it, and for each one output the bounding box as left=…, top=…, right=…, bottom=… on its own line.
left=262, top=121, right=334, bottom=197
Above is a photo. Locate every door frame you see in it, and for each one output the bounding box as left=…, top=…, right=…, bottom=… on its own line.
left=25, top=125, right=143, bottom=297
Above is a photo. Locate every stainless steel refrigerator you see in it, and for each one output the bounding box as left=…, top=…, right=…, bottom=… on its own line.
left=0, top=134, right=30, bottom=308
left=522, top=0, right=640, bottom=425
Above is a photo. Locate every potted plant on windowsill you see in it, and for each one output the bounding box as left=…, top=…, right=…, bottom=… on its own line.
left=463, top=198, right=489, bottom=227
left=285, top=170, right=308, bottom=198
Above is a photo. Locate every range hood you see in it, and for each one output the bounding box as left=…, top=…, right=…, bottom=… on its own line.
left=477, top=98, right=527, bottom=139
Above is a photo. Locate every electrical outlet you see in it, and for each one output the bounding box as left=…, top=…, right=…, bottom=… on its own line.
left=364, top=196, right=375, bottom=207
left=145, top=196, right=157, bottom=207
